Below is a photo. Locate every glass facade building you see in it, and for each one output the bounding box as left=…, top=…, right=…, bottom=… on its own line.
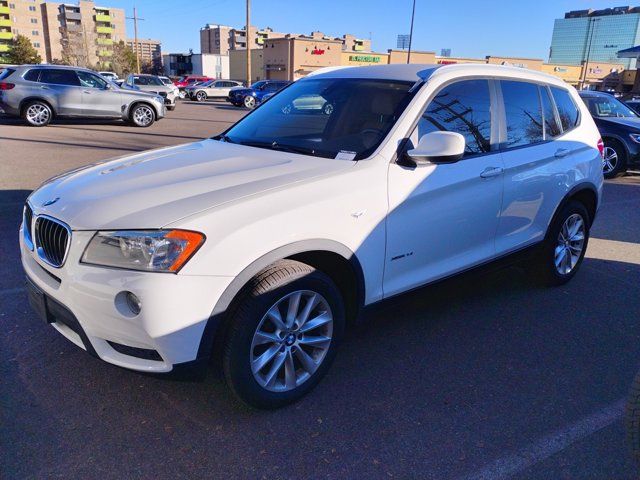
left=549, top=8, right=640, bottom=69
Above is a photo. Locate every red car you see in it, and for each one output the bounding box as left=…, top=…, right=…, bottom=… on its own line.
left=174, top=75, right=213, bottom=98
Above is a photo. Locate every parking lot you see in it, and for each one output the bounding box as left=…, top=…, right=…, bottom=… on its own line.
left=1, top=101, right=640, bottom=479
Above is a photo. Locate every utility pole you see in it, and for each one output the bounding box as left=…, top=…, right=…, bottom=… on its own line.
left=127, top=7, right=145, bottom=73
left=407, top=0, right=416, bottom=64
left=580, top=17, right=599, bottom=89
left=246, top=0, right=251, bottom=86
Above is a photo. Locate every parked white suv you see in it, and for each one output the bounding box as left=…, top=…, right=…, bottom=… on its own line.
left=20, top=64, right=604, bottom=408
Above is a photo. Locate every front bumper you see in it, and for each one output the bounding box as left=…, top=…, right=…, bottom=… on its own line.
left=20, top=223, right=233, bottom=373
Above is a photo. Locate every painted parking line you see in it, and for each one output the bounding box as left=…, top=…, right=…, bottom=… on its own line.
left=458, top=399, right=625, bottom=480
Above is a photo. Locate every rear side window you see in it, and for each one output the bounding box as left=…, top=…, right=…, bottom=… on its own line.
left=551, top=87, right=580, bottom=132
left=0, top=68, right=16, bottom=80
left=40, top=69, right=80, bottom=86
left=23, top=69, right=41, bottom=82
left=540, top=87, right=562, bottom=138
left=418, top=79, right=492, bottom=156
left=500, top=80, right=543, bottom=149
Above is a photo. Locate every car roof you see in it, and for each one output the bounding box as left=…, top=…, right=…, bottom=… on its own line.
left=16, top=64, right=96, bottom=73
left=309, top=63, right=570, bottom=87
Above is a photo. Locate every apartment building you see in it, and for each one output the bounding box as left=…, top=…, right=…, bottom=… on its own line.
left=0, top=0, right=47, bottom=62
left=127, top=37, right=162, bottom=69
left=0, top=0, right=125, bottom=65
left=200, top=23, right=286, bottom=54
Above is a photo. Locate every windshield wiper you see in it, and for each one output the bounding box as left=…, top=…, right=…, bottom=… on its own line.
left=213, top=134, right=236, bottom=143
left=240, top=140, right=319, bottom=156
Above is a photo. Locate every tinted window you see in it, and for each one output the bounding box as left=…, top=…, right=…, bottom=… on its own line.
left=551, top=87, right=579, bottom=131
left=418, top=79, right=492, bottom=156
left=582, top=95, right=637, bottom=118
left=541, top=86, right=562, bottom=138
left=23, top=69, right=40, bottom=82
left=40, top=69, right=80, bottom=86
left=501, top=80, right=543, bottom=148
left=77, top=71, right=107, bottom=89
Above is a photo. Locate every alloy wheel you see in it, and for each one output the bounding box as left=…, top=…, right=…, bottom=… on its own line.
left=554, top=213, right=585, bottom=275
left=133, top=105, right=154, bottom=126
left=250, top=290, right=333, bottom=392
left=602, top=146, right=618, bottom=175
left=244, top=96, right=256, bottom=108
left=26, top=104, right=51, bottom=126
left=197, top=91, right=207, bottom=102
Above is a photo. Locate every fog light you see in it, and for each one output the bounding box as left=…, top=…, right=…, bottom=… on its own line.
left=125, top=292, right=142, bottom=315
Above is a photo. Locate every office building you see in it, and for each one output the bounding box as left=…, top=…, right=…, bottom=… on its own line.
left=163, top=52, right=229, bottom=79
left=200, top=24, right=286, bottom=55
left=549, top=7, right=637, bottom=68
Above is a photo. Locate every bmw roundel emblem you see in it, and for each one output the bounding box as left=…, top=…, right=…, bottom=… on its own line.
left=42, top=197, right=60, bottom=207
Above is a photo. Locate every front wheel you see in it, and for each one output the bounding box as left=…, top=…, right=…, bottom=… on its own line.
left=178, top=90, right=187, bottom=99
left=129, top=104, right=155, bottom=127
left=243, top=95, right=256, bottom=109
left=532, top=200, right=590, bottom=286
left=223, top=260, right=345, bottom=409
left=602, top=139, right=627, bottom=179
left=196, top=91, right=207, bottom=102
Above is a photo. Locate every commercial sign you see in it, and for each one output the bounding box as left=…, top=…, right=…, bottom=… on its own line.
left=349, top=55, right=381, bottom=63
left=311, top=48, right=325, bottom=55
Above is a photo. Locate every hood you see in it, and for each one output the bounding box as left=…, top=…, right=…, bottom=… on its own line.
left=28, top=140, right=354, bottom=230
left=231, top=88, right=251, bottom=95
left=595, top=116, right=640, bottom=130
left=134, top=84, right=173, bottom=94
left=118, top=87, right=159, bottom=99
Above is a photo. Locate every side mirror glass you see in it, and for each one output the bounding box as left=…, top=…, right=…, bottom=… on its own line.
left=406, top=131, right=466, bottom=165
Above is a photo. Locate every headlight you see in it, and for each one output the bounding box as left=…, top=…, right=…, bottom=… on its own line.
left=81, top=230, right=205, bottom=273
left=630, top=133, right=640, bottom=144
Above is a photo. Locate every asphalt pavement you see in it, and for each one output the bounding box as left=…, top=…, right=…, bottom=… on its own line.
left=1, top=102, right=639, bottom=479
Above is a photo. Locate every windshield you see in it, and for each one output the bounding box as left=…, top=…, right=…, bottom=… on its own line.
left=177, top=76, right=186, bottom=82
left=251, top=81, right=267, bottom=90
left=133, top=75, right=164, bottom=86
left=221, top=78, right=417, bottom=160
left=199, top=80, right=214, bottom=87
left=159, top=77, right=172, bottom=85
left=584, top=96, right=638, bottom=118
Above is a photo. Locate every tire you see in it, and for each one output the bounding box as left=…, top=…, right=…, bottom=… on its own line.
left=323, top=103, right=334, bottom=115
left=532, top=200, right=590, bottom=286
left=179, top=90, right=187, bottom=99
left=626, top=370, right=640, bottom=465
left=602, top=139, right=627, bottom=179
left=129, top=103, right=155, bottom=127
left=223, top=260, right=345, bottom=409
left=196, top=91, right=207, bottom=102
left=243, top=95, right=256, bottom=109
left=22, top=100, right=53, bottom=127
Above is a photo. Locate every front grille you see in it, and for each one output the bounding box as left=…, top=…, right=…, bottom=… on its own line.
left=34, top=216, right=71, bottom=268
left=23, top=203, right=34, bottom=250
left=157, top=91, right=167, bottom=98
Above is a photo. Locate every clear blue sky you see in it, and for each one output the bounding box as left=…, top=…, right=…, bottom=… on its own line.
left=103, top=0, right=631, bottom=59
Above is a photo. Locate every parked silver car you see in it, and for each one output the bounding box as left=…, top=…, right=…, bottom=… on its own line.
left=186, top=79, right=243, bottom=102
left=0, top=65, right=165, bottom=127
left=122, top=74, right=177, bottom=111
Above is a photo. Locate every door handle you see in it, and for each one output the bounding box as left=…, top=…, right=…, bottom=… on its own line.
left=83, top=90, right=92, bottom=94
left=480, top=166, right=503, bottom=178
left=555, top=148, right=569, bottom=158
left=40, top=85, right=50, bottom=90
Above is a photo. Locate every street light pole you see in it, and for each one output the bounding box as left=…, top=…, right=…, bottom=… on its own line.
left=581, top=17, right=599, bottom=89
left=407, top=0, right=416, bottom=64
left=246, top=0, right=251, bottom=86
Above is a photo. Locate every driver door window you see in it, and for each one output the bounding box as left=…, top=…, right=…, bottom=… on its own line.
left=77, top=71, right=108, bottom=89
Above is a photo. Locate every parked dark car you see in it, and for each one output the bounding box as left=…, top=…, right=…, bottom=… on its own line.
left=579, top=90, right=640, bottom=178
left=227, top=80, right=291, bottom=108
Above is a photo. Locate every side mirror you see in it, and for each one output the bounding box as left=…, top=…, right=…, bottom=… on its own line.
left=405, top=131, right=466, bottom=165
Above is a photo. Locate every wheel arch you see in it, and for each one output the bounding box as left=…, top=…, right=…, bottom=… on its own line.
left=19, top=97, right=56, bottom=116
left=195, top=240, right=365, bottom=364
left=127, top=100, right=160, bottom=119
left=547, top=182, right=599, bottom=233
left=601, top=134, right=630, bottom=158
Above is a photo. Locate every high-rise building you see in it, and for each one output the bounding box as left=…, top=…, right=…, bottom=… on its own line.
left=127, top=37, right=162, bottom=70
left=0, top=0, right=126, bottom=65
left=200, top=24, right=286, bottom=55
left=549, top=7, right=639, bottom=69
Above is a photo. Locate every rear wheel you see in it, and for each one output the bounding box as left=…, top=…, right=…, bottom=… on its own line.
left=129, top=104, right=155, bottom=127
left=22, top=100, right=52, bottom=127
left=602, top=139, right=627, bottom=178
left=223, top=260, right=345, bottom=409
left=243, top=95, right=256, bottom=109
left=532, top=200, right=590, bottom=286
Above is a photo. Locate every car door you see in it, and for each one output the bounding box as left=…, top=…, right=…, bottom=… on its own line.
left=77, top=70, right=122, bottom=117
left=38, top=69, right=83, bottom=115
left=384, top=79, right=505, bottom=297
left=206, top=81, right=223, bottom=97
left=495, top=81, right=575, bottom=254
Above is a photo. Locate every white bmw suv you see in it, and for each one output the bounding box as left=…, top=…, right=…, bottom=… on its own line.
left=20, top=64, right=604, bottom=408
